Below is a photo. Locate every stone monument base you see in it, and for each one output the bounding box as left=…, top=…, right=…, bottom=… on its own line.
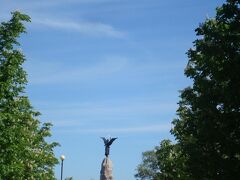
left=100, top=157, right=113, bottom=180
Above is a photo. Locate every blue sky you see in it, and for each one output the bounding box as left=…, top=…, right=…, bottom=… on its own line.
left=1, top=0, right=225, bottom=179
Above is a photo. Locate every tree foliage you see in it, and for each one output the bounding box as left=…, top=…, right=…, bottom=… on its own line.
left=136, top=0, right=240, bottom=179
left=135, top=140, right=188, bottom=180
left=135, top=146, right=160, bottom=180
left=0, top=11, right=59, bottom=179
left=171, top=0, right=240, bottom=179
left=156, top=140, right=188, bottom=180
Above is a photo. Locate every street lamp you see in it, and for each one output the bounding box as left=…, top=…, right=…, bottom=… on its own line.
left=60, top=155, right=65, bottom=180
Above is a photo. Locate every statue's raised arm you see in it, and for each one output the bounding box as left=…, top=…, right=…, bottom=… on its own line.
left=101, top=137, right=117, bottom=157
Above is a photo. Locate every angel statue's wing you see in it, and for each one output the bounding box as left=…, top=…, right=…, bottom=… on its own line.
left=101, top=137, right=108, bottom=145
left=108, top=137, right=117, bottom=146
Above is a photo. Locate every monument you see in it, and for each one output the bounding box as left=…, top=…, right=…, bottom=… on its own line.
left=100, top=137, right=117, bottom=180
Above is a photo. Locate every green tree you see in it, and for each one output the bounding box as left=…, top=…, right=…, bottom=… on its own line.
left=0, top=12, right=59, bottom=179
left=135, top=140, right=188, bottom=180
left=171, top=0, right=240, bottom=179
left=135, top=146, right=160, bottom=180
left=156, top=140, right=188, bottom=180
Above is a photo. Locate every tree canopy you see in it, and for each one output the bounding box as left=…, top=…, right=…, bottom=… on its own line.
left=135, top=145, right=160, bottom=180
left=136, top=0, right=240, bottom=179
left=172, top=0, right=240, bottom=178
left=0, top=11, right=59, bottom=179
left=135, top=140, right=188, bottom=180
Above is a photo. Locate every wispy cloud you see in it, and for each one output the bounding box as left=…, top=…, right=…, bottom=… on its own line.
left=1, top=0, right=125, bottom=38
left=51, top=120, right=83, bottom=127
left=55, top=123, right=171, bottom=134
left=0, top=0, right=115, bottom=11
left=26, top=56, right=184, bottom=85
left=32, top=18, right=125, bottom=38
left=37, top=97, right=177, bottom=135
left=42, top=101, right=177, bottom=119
left=26, top=57, right=129, bottom=84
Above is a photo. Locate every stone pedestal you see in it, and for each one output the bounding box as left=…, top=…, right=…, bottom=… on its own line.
left=100, top=157, right=113, bottom=180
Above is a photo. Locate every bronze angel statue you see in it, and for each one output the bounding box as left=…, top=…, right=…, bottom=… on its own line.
left=101, top=137, right=117, bottom=157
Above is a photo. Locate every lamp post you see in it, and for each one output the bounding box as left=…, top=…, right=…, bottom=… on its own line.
left=60, top=155, right=65, bottom=180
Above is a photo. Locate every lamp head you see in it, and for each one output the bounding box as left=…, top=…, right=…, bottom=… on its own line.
left=60, top=155, right=65, bottom=161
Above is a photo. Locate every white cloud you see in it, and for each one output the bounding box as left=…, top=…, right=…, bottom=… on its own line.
left=26, top=57, right=129, bottom=84
left=26, top=56, right=184, bottom=85
left=0, top=0, right=125, bottom=38
left=37, top=98, right=177, bottom=132
left=42, top=101, right=177, bottom=118
left=50, top=120, right=83, bottom=127
left=55, top=123, right=171, bottom=134
left=32, top=18, right=125, bottom=38
left=0, top=0, right=115, bottom=10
